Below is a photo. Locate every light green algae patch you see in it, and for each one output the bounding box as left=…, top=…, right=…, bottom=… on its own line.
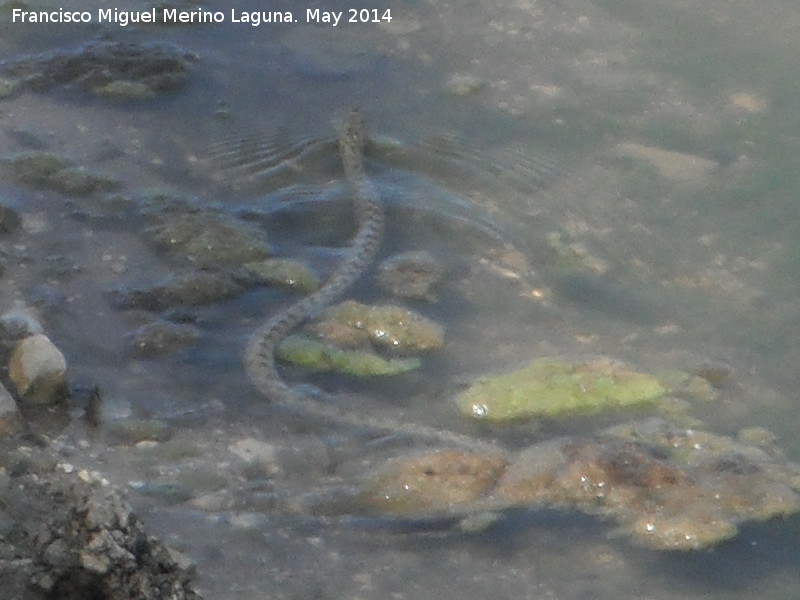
left=454, top=357, right=666, bottom=422
left=276, top=334, right=421, bottom=376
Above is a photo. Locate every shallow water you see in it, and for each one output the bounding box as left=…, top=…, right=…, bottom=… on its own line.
left=2, top=0, right=800, bottom=598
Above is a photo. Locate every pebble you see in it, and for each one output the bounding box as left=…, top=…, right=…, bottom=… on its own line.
left=8, top=333, right=68, bottom=406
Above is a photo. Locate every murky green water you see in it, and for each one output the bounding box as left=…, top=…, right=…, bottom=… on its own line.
left=1, top=0, right=800, bottom=598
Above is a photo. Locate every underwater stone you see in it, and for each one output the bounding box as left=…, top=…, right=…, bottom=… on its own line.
left=106, top=271, right=245, bottom=310
left=46, top=166, right=120, bottom=196
left=0, top=203, right=22, bottom=234
left=129, top=319, right=200, bottom=357
left=5, top=152, right=119, bottom=196
left=148, top=211, right=272, bottom=268
left=6, top=152, right=71, bottom=185
left=313, top=300, right=445, bottom=354
left=454, top=357, right=666, bottom=422
left=0, top=77, right=18, bottom=98
left=8, top=333, right=68, bottom=406
left=276, top=334, right=421, bottom=376
left=377, top=250, right=445, bottom=301
left=321, top=418, right=800, bottom=551
left=244, top=258, right=320, bottom=294
left=357, top=450, right=508, bottom=514
left=0, top=41, right=194, bottom=97
left=493, top=418, right=800, bottom=550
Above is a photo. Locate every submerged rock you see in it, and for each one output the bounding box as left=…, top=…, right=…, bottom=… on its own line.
left=147, top=210, right=272, bottom=268
left=129, top=319, right=201, bottom=356
left=454, top=357, right=666, bottom=422
left=377, top=250, right=445, bottom=302
left=244, top=258, right=320, bottom=294
left=0, top=203, right=22, bottom=233
left=4, top=152, right=120, bottom=196
left=276, top=334, right=421, bottom=377
left=354, top=449, right=508, bottom=515
left=322, top=418, right=800, bottom=551
left=106, top=271, right=245, bottom=310
left=278, top=300, right=445, bottom=376
left=495, top=419, right=800, bottom=550
left=0, top=41, right=194, bottom=98
left=311, top=300, right=445, bottom=354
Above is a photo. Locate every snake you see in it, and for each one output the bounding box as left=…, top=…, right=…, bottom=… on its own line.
left=244, top=111, right=504, bottom=454
left=244, top=110, right=384, bottom=402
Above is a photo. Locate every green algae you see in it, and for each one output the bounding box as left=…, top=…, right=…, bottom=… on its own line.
left=454, top=357, right=666, bottom=422
left=276, top=334, right=421, bottom=376
left=275, top=301, right=444, bottom=376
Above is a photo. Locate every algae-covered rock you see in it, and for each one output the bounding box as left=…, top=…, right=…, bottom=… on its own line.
left=47, top=166, right=120, bottom=196
left=357, top=450, right=508, bottom=515
left=313, top=300, right=445, bottom=354
left=376, top=250, right=445, bottom=302
left=275, top=301, right=444, bottom=376
left=244, top=258, right=320, bottom=294
left=0, top=77, right=19, bottom=98
left=5, top=152, right=119, bottom=195
left=493, top=418, right=800, bottom=550
left=6, top=152, right=70, bottom=185
left=1, top=41, right=193, bottom=97
left=311, top=418, right=800, bottom=551
left=276, top=334, right=421, bottom=376
left=148, top=210, right=272, bottom=267
left=106, top=271, right=245, bottom=310
left=129, top=319, right=200, bottom=357
left=454, top=357, right=666, bottom=422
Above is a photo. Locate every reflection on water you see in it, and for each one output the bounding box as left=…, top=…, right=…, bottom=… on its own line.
left=1, top=0, right=800, bottom=598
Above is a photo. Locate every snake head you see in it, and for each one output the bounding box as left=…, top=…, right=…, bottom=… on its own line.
left=339, top=109, right=367, bottom=152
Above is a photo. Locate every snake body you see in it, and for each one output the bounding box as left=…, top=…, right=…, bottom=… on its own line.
left=244, top=112, right=503, bottom=453
left=244, top=110, right=384, bottom=402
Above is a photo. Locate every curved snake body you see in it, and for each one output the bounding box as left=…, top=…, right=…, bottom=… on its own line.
left=244, top=112, right=502, bottom=453
left=245, top=111, right=383, bottom=402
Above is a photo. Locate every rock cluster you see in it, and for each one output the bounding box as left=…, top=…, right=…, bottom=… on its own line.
left=0, top=445, right=201, bottom=599
left=0, top=41, right=195, bottom=98
left=317, top=418, right=800, bottom=551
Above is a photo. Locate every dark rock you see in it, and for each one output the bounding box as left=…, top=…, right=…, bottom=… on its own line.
left=1, top=41, right=195, bottom=97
